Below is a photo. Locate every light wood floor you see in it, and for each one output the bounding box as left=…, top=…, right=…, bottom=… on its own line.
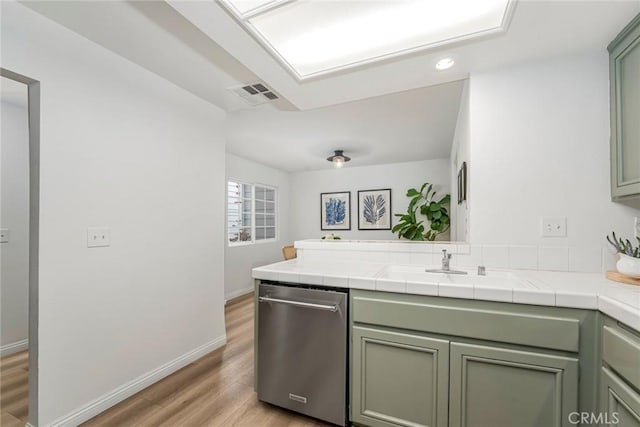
left=0, top=294, right=331, bottom=426
left=0, top=349, right=28, bottom=426
left=83, top=293, right=330, bottom=426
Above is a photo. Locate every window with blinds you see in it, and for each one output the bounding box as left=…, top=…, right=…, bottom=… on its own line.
left=228, top=181, right=277, bottom=245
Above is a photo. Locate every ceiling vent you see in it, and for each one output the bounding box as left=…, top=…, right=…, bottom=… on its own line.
left=229, top=82, right=279, bottom=106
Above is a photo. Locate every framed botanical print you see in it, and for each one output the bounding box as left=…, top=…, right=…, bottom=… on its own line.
left=321, top=191, right=351, bottom=230
left=358, top=189, right=392, bottom=230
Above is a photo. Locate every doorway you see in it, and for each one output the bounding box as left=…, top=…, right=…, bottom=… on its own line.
left=0, top=68, right=40, bottom=427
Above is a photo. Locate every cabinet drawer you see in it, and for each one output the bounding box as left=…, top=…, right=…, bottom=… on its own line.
left=603, top=325, right=640, bottom=390
left=352, top=292, right=580, bottom=352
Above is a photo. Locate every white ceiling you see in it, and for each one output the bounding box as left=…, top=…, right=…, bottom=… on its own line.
left=226, top=79, right=465, bottom=172
left=21, top=1, right=295, bottom=111
left=19, top=1, right=640, bottom=172
left=169, top=0, right=640, bottom=110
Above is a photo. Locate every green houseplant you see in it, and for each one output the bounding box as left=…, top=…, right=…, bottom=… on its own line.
left=606, top=232, right=640, bottom=278
left=392, top=182, right=451, bottom=241
left=606, top=232, right=640, bottom=258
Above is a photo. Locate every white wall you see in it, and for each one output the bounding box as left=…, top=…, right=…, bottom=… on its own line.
left=2, top=3, right=227, bottom=425
left=1, top=98, right=30, bottom=352
left=450, top=80, right=471, bottom=242
left=289, top=159, right=451, bottom=241
left=225, top=153, right=289, bottom=300
left=469, top=52, right=640, bottom=248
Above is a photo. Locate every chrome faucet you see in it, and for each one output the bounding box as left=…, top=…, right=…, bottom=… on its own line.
left=441, top=249, right=452, bottom=271
left=425, top=249, right=468, bottom=275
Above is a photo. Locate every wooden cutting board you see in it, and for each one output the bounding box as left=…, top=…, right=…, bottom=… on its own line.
left=606, top=271, right=640, bottom=286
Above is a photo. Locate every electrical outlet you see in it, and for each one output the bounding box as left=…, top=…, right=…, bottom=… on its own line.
left=635, top=217, right=640, bottom=239
left=541, top=217, right=567, bottom=237
left=0, top=228, right=9, bottom=243
left=87, top=227, right=110, bottom=248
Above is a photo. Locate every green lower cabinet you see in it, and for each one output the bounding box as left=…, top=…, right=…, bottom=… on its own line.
left=449, top=342, right=579, bottom=427
left=600, top=367, right=640, bottom=427
left=351, top=326, right=449, bottom=427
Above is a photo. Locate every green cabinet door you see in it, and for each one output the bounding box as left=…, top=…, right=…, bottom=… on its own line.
left=610, top=13, right=640, bottom=201
left=449, top=342, right=579, bottom=427
left=351, top=326, right=449, bottom=427
left=601, top=367, right=640, bottom=427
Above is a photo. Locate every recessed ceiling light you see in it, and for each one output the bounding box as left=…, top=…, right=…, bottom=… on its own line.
left=220, top=0, right=515, bottom=80
left=435, top=58, right=455, bottom=70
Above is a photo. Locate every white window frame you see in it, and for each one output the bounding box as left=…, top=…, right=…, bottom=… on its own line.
left=227, top=180, right=278, bottom=247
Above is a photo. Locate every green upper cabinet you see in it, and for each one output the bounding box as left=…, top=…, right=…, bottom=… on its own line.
left=610, top=13, right=640, bottom=201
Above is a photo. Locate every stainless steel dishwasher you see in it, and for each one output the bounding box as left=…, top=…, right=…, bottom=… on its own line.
left=257, top=282, right=348, bottom=426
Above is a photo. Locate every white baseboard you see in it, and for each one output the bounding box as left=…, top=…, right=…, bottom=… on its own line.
left=0, top=339, right=28, bottom=357
left=224, top=286, right=254, bottom=305
left=49, top=335, right=227, bottom=427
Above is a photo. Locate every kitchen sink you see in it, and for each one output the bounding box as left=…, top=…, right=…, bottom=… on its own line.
left=378, top=265, right=534, bottom=289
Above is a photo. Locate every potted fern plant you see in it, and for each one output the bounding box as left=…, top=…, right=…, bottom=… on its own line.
left=392, top=182, right=450, bottom=241
left=606, top=232, right=640, bottom=278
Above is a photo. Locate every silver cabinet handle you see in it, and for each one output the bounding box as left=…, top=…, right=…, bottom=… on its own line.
left=259, top=296, right=339, bottom=312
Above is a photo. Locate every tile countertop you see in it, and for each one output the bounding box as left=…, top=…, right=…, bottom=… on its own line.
left=252, top=260, right=640, bottom=333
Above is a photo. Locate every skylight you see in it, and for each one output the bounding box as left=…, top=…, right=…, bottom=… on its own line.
left=220, top=0, right=516, bottom=80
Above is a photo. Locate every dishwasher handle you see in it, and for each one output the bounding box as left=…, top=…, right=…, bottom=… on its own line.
left=259, top=296, right=339, bottom=312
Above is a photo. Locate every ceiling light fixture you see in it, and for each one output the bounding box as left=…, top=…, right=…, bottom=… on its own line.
left=435, top=58, right=455, bottom=70
left=220, top=0, right=516, bottom=80
left=327, top=150, right=351, bottom=169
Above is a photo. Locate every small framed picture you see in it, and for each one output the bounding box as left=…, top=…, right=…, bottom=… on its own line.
left=321, top=191, right=351, bottom=230
left=358, top=189, right=392, bottom=230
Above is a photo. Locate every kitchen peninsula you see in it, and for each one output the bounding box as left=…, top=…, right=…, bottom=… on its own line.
left=253, top=240, right=640, bottom=427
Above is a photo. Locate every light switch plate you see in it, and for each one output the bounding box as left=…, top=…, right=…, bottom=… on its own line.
left=541, top=217, right=567, bottom=237
left=0, top=228, right=9, bottom=243
left=87, top=227, right=110, bottom=248
left=635, top=217, right=640, bottom=239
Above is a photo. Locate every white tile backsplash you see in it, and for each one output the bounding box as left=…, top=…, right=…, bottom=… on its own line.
left=602, top=248, right=618, bottom=272
left=456, top=245, right=483, bottom=268
left=410, top=251, right=432, bottom=265
left=388, top=251, right=412, bottom=264
left=296, top=240, right=614, bottom=273
left=434, top=243, right=457, bottom=254
left=538, top=247, right=569, bottom=271
left=456, top=243, right=470, bottom=255
left=508, top=246, right=538, bottom=270
left=482, top=245, right=509, bottom=269
left=568, top=247, right=602, bottom=273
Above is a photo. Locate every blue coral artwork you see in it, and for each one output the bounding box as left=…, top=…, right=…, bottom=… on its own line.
left=325, top=198, right=346, bottom=225
left=358, top=189, right=392, bottom=230
left=321, top=192, right=351, bottom=230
